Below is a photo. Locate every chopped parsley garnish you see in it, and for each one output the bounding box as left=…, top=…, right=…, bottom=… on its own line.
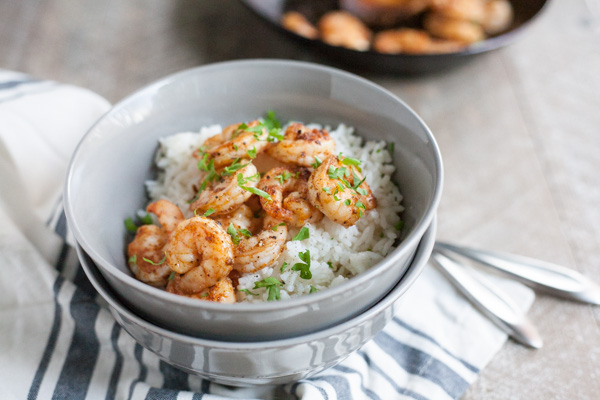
left=341, top=157, right=361, bottom=166
left=239, top=228, right=252, bottom=238
left=356, top=200, right=366, bottom=217
left=143, top=251, right=167, bottom=266
left=333, top=194, right=341, bottom=201
left=237, top=173, right=272, bottom=200
left=233, top=144, right=239, bottom=151
left=200, top=293, right=210, bottom=298
left=203, top=208, right=215, bottom=217
left=343, top=199, right=351, bottom=206
left=275, top=171, right=292, bottom=184
left=128, top=254, right=137, bottom=265
left=327, top=261, right=333, bottom=269
left=222, top=158, right=251, bottom=176
left=356, top=188, right=368, bottom=196
left=227, top=223, right=252, bottom=245
left=292, top=249, right=312, bottom=280
left=245, top=122, right=284, bottom=142
left=310, top=286, right=318, bottom=294
left=240, top=288, right=259, bottom=296
left=263, top=110, right=281, bottom=130
left=254, top=277, right=283, bottom=301
left=292, top=226, right=310, bottom=241
left=311, top=156, right=322, bottom=169
left=227, top=223, right=241, bottom=245
left=280, top=262, right=289, bottom=273
left=124, top=217, right=138, bottom=233
left=395, top=220, right=405, bottom=231
left=388, top=142, right=395, bottom=157
left=139, top=213, right=153, bottom=225
left=190, top=158, right=220, bottom=203
left=168, top=271, right=175, bottom=281
left=272, top=222, right=286, bottom=231
left=328, top=166, right=350, bottom=180
left=322, top=187, right=331, bottom=194
left=247, top=147, right=257, bottom=159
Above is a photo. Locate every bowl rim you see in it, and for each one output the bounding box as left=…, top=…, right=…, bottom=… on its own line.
left=64, top=59, right=443, bottom=312
left=77, top=217, right=436, bottom=348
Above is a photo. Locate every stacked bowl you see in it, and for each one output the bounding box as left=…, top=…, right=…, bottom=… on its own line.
left=64, top=60, right=442, bottom=385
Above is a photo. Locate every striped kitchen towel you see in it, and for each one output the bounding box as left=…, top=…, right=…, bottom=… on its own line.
left=0, top=71, right=535, bottom=400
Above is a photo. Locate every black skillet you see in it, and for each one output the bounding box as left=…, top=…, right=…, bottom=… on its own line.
left=240, top=0, right=549, bottom=74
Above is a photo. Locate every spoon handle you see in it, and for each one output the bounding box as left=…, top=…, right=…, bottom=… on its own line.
left=431, top=250, right=543, bottom=349
left=435, top=242, right=600, bottom=305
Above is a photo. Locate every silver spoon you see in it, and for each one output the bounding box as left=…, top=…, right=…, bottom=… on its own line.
left=431, top=249, right=543, bottom=349
left=435, top=242, right=600, bottom=305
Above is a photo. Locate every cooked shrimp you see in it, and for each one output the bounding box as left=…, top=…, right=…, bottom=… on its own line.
left=423, top=13, right=485, bottom=44
left=282, top=11, right=319, bottom=39
left=373, top=28, right=465, bottom=54
left=146, top=199, right=185, bottom=233
left=319, top=11, right=372, bottom=51
left=234, top=215, right=288, bottom=274
left=165, top=216, right=234, bottom=295
left=307, top=155, right=376, bottom=227
left=257, top=166, right=323, bottom=227
left=430, top=0, right=486, bottom=23
left=482, top=0, right=513, bottom=34
left=127, top=200, right=185, bottom=287
left=266, top=123, right=335, bottom=167
left=189, top=162, right=259, bottom=216
left=201, top=121, right=271, bottom=169
left=169, top=277, right=236, bottom=303
left=212, top=204, right=261, bottom=233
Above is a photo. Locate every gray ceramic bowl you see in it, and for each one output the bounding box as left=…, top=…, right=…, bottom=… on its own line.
left=65, top=60, right=442, bottom=341
left=77, top=218, right=435, bottom=386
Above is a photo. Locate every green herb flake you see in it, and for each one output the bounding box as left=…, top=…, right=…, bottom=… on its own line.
left=395, top=220, right=405, bottom=231
left=253, top=277, right=283, bottom=301
left=239, top=228, right=252, bottom=238
left=356, top=188, right=368, bottom=196
left=203, top=208, right=215, bottom=217
left=263, top=110, right=282, bottom=130
left=272, top=222, right=286, bottom=231
left=247, top=147, right=257, bottom=159
left=168, top=271, right=175, bottom=281
left=292, top=249, right=312, bottom=280
left=222, top=158, right=251, bottom=176
left=280, top=262, right=289, bottom=273
left=240, top=288, right=259, bottom=296
left=143, top=251, right=167, bottom=266
left=139, top=213, right=153, bottom=225
left=341, top=157, right=361, bottom=166
left=388, top=142, right=395, bottom=156
left=322, top=187, right=331, bottom=194
left=197, top=153, right=210, bottom=172
left=128, top=254, right=137, bottom=265
left=309, top=286, right=318, bottom=294
left=292, top=226, right=310, bottom=241
left=233, top=144, right=239, bottom=151
left=333, top=194, right=341, bottom=201
left=124, top=217, right=138, bottom=233
left=327, top=261, right=333, bottom=269
left=227, top=223, right=241, bottom=245
left=343, top=199, right=352, bottom=206
left=200, top=293, right=210, bottom=297
left=275, top=171, right=292, bottom=184
left=311, top=156, right=322, bottom=169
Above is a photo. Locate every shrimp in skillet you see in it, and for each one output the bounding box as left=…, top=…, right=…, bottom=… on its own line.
left=189, top=162, right=259, bottom=216
left=166, top=216, right=234, bottom=296
left=257, top=166, right=323, bottom=227
left=266, top=123, right=335, bottom=168
left=308, top=155, right=376, bottom=227
left=202, top=121, right=271, bottom=169
left=127, top=199, right=184, bottom=287
left=233, top=215, right=288, bottom=274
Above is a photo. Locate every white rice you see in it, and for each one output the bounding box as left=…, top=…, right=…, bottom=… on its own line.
left=146, top=123, right=404, bottom=303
